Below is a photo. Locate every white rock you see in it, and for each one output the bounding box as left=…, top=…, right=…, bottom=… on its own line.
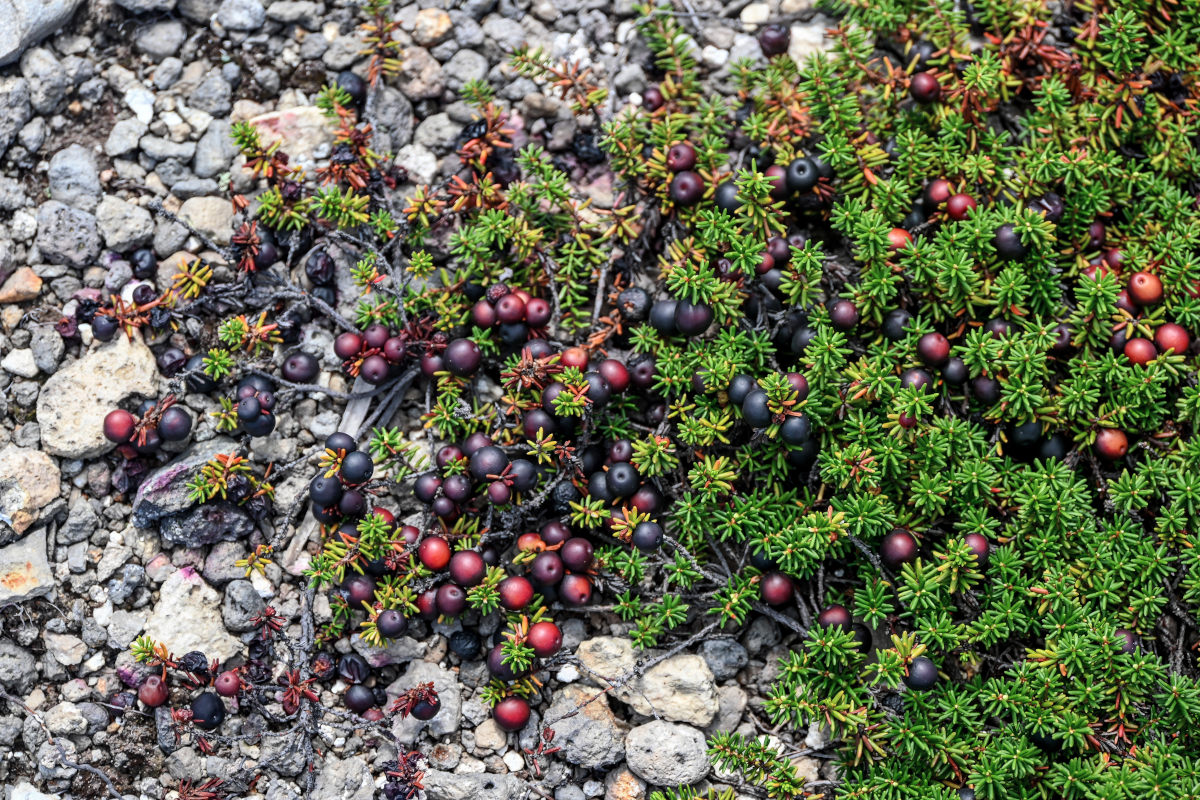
left=143, top=568, right=242, bottom=662
left=0, top=445, right=60, bottom=537
left=1, top=347, right=37, bottom=377
left=0, top=529, right=53, bottom=602
left=36, top=333, right=158, bottom=459
left=124, top=85, right=156, bottom=124
left=740, top=1, right=770, bottom=27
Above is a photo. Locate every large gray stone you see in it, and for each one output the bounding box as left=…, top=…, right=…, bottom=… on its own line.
left=34, top=201, right=101, bottom=268
left=96, top=195, right=154, bottom=251
left=542, top=684, right=626, bottom=769
left=624, top=721, right=709, bottom=786
left=143, top=567, right=241, bottom=662
left=387, top=660, right=462, bottom=742
left=132, top=437, right=239, bottom=529
left=0, top=445, right=60, bottom=543
left=115, top=0, right=176, bottom=12
left=312, top=756, right=374, bottom=800
left=577, top=637, right=719, bottom=726
left=0, top=0, right=84, bottom=67
left=48, top=144, right=101, bottom=211
left=216, top=0, right=265, bottom=30
left=36, top=334, right=158, bottom=459
left=193, top=119, right=238, bottom=178
left=0, top=528, right=52, bottom=603
left=422, top=771, right=521, bottom=800
left=0, top=78, right=31, bottom=158
left=222, top=579, right=266, bottom=632
left=20, top=47, right=68, bottom=114
left=0, top=639, right=37, bottom=693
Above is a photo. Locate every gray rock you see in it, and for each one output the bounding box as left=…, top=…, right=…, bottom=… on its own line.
left=135, top=20, right=187, bottom=60
left=543, top=684, right=626, bottom=768
left=188, top=70, right=232, bottom=116
left=349, top=631, right=425, bottom=668
left=106, top=609, right=146, bottom=649
left=193, top=119, right=237, bottom=177
left=161, top=501, right=257, bottom=548
left=107, top=563, right=146, bottom=605
left=140, top=135, right=196, bottom=162
left=374, top=87, right=414, bottom=152
left=178, top=195, right=233, bottom=244
left=0, top=529, right=52, bottom=603
left=0, top=639, right=36, bottom=692
left=387, top=661, right=462, bottom=742
left=625, top=721, right=709, bottom=786
left=0, top=445, right=60, bottom=542
left=96, top=195, right=154, bottom=251
left=0, top=176, right=29, bottom=210
left=154, top=218, right=189, bottom=257
left=0, top=1, right=84, bottom=67
left=578, top=638, right=718, bottom=727
left=222, top=579, right=265, bottom=632
left=36, top=333, right=158, bottom=458
left=2, top=348, right=37, bottom=378
left=216, top=0, right=265, bottom=30
left=395, top=46, right=444, bottom=100
left=742, top=616, right=779, bottom=655
left=171, top=177, right=220, bottom=199
left=444, top=49, right=489, bottom=91
left=115, top=0, right=176, bottom=11
left=698, top=638, right=748, bottom=682
left=19, top=114, right=44, bottom=153
left=265, top=1, right=318, bottom=26
left=413, top=112, right=459, bottom=155
left=20, top=47, right=68, bottom=114
left=312, top=756, right=374, bottom=800
left=178, top=0, right=217, bottom=22
left=422, top=771, right=521, bottom=800
left=59, top=499, right=98, bottom=544
left=143, top=567, right=242, bottom=663
left=35, top=201, right=101, bottom=268
left=152, top=57, right=184, bottom=90
left=105, top=117, right=148, bottom=157
left=201, top=541, right=247, bottom=586
left=48, top=144, right=101, bottom=211
left=30, top=325, right=64, bottom=375
left=44, top=702, right=86, bottom=735
left=104, top=258, right=133, bottom=292
left=481, top=14, right=526, bottom=57
left=0, top=77, right=31, bottom=158
left=131, top=436, right=237, bottom=524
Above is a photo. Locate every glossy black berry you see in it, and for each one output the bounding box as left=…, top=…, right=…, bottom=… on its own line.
left=631, top=521, right=664, bottom=552
left=158, top=407, right=193, bottom=441
left=829, top=300, right=859, bottom=331
left=376, top=609, right=408, bottom=639
left=282, top=351, right=320, bottom=383
left=191, top=692, right=226, bottom=731
left=757, top=23, right=790, bottom=56
left=326, top=432, right=356, bottom=453
left=339, top=450, right=375, bottom=484
left=714, top=180, right=740, bottom=213
left=882, top=309, right=912, bottom=341
left=337, top=70, right=367, bottom=105
left=993, top=223, right=1027, bottom=259
left=649, top=300, right=678, bottom=335
left=779, top=414, right=811, bottom=445
left=742, top=389, right=771, bottom=428
left=606, top=462, right=640, bottom=498
left=310, top=475, right=343, bottom=507
left=674, top=300, right=714, bottom=336
left=785, top=157, right=818, bottom=193
left=904, top=656, right=938, bottom=690
left=617, top=286, right=651, bottom=322
left=469, top=445, right=509, bottom=482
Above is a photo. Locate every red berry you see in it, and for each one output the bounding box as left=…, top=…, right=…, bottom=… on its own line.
left=498, top=576, right=535, bottom=611
left=419, top=536, right=451, bottom=571
left=917, top=332, right=950, bottom=367
left=964, top=533, right=989, bottom=567
left=215, top=670, right=241, bottom=697
left=1124, top=337, right=1157, bottom=366
left=495, top=293, right=526, bottom=324
left=598, top=359, right=630, bottom=393
left=525, top=298, right=552, bottom=328
left=666, top=142, right=697, bottom=172
left=334, top=332, right=363, bottom=360
left=816, top=604, right=852, bottom=630
left=764, top=164, right=789, bottom=199
left=881, top=530, right=918, bottom=569
left=103, top=409, right=137, bottom=443
left=924, top=179, right=952, bottom=207
left=526, top=621, right=563, bottom=657
left=436, top=583, right=467, bottom=616
left=760, top=571, right=793, bottom=606
left=642, top=86, right=664, bottom=111
left=1155, top=323, right=1190, bottom=355
left=1128, top=271, right=1163, bottom=306
left=946, top=194, right=976, bottom=221
left=910, top=72, right=941, bottom=103
left=472, top=299, right=497, bottom=327
left=1095, top=428, right=1128, bottom=460
left=757, top=23, right=790, bottom=56
left=138, top=674, right=169, bottom=707
left=449, top=550, right=486, bottom=587
left=559, top=573, right=592, bottom=606
left=560, top=346, right=590, bottom=369
left=493, top=696, right=531, bottom=732
left=887, top=227, right=913, bottom=251
left=670, top=171, right=704, bottom=206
